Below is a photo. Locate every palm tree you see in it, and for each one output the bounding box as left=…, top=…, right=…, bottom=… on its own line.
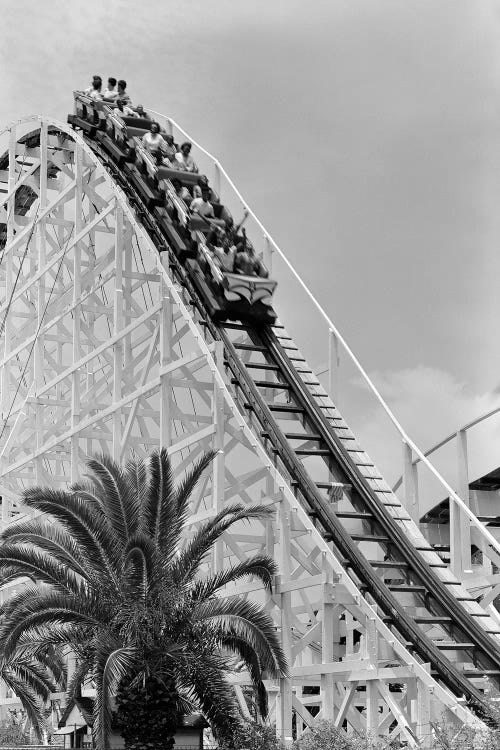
left=0, top=449, right=288, bottom=750
left=0, top=644, right=65, bottom=741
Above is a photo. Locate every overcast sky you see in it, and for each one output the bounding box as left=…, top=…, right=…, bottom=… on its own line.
left=2, top=0, right=500, bottom=488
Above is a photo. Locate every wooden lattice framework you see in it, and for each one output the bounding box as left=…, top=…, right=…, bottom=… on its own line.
left=0, top=116, right=489, bottom=747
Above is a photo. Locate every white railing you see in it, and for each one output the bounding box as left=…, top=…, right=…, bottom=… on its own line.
left=148, top=108, right=500, bottom=583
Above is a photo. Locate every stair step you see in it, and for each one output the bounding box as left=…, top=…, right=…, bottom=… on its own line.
left=350, top=534, right=390, bottom=543
left=291, top=480, right=348, bottom=491
left=244, top=362, right=279, bottom=371
left=268, top=403, right=305, bottom=413
left=233, top=343, right=268, bottom=352
left=369, top=560, right=409, bottom=569
left=387, top=585, right=426, bottom=594
left=221, top=322, right=248, bottom=330
left=251, top=380, right=291, bottom=389
left=295, top=448, right=331, bottom=456
left=284, top=433, right=323, bottom=441
left=435, top=642, right=476, bottom=650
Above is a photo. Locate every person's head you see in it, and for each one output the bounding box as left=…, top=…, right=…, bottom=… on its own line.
left=225, top=216, right=234, bottom=232
left=136, top=104, right=145, bottom=115
left=197, top=175, right=209, bottom=188
left=118, top=79, right=127, bottom=92
left=201, top=187, right=211, bottom=202
left=180, top=141, right=192, bottom=156
left=108, top=77, right=117, bottom=89
left=150, top=122, right=160, bottom=134
left=116, top=99, right=124, bottom=110
left=92, top=79, right=102, bottom=91
left=172, top=179, right=182, bottom=193
left=165, top=135, right=174, bottom=146
left=92, top=75, right=102, bottom=84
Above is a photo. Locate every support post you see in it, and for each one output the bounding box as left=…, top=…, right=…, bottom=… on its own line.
left=159, top=275, right=173, bottom=450
left=112, top=204, right=124, bottom=461
left=402, top=440, right=419, bottom=523
left=212, top=340, right=225, bottom=573
left=416, top=666, right=431, bottom=749
left=365, top=617, right=379, bottom=744
left=328, top=328, right=339, bottom=404
left=277, top=500, right=293, bottom=745
left=70, top=145, right=83, bottom=483
left=321, top=554, right=335, bottom=721
left=450, top=429, right=472, bottom=575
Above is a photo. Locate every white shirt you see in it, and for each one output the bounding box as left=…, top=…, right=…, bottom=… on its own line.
left=175, top=152, right=198, bottom=173
left=104, top=88, right=118, bottom=100
left=190, top=197, right=214, bottom=219
left=88, top=89, right=103, bottom=101
left=142, top=132, right=167, bottom=153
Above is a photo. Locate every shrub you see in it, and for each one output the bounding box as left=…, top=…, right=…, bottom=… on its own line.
left=230, top=720, right=284, bottom=750
left=291, top=720, right=386, bottom=750
left=432, top=720, right=500, bottom=750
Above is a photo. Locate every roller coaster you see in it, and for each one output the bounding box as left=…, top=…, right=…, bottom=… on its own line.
left=0, top=98, right=500, bottom=746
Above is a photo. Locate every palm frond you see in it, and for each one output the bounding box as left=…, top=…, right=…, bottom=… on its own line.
left=87, top=454, right=139, bottom=545
left=20, top=487, right=121, bottom=585
left=0, top=588, right=104, bottom=657
left=123, top=533, right=157, bottom=599
left=161, top=450, right=216, bottom=556
left=66, top=655, right=94, bottom=723
left=142, top=448, right=175, bottom=548
left=171, top=504, right=275, bottom=585
left=0, top=544, right=83, bottom=594
left=191, top=555, right=277, bottom=601
left=94, top=641, right=137, bottom=750
left=1, top=672, right=46, bottom=741
left=124, top=454, right=149, bottom=516
left=1, top=519, right=90, bottom=579
left=193, top=597, right=288, bottom=678
left=175, top=656, right=241, bottom=743
left=6, top=660, right=56, bottom=701
left=217, top=634, right=268, bottom=717
left=15, top=622, right=90, bottom=658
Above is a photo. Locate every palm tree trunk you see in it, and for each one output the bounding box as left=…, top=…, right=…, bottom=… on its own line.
left=115, top=673, right=180, bottom=750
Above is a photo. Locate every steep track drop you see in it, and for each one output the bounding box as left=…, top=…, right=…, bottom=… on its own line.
left=3, top=119, right=500, bottom=727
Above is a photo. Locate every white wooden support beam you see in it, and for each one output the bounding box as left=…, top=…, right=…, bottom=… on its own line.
left=449, top=429, right=472, bottom=575
left=70, top=144, right=82, bottom=482
left=212, top=340, right=225, bottom=573
left=277, top=501, right=293, bottom=745
left=402, top=440, right=419, bottom=523
left=416, top=664, right=431, bottom=750
left=159, top=265, right=173, bottom=450
left=365, top=617, right=379, bottom=742
left=328, top=328, right=339, bottom=405
left=321, top=553, right=335, bottom=721
left=112, top=206, right=124, bottom=461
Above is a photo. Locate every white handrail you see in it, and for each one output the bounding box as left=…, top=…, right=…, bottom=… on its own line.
left=147, top=109, right=500, bottom=562
left=392, top=404, right=500, bottom=493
